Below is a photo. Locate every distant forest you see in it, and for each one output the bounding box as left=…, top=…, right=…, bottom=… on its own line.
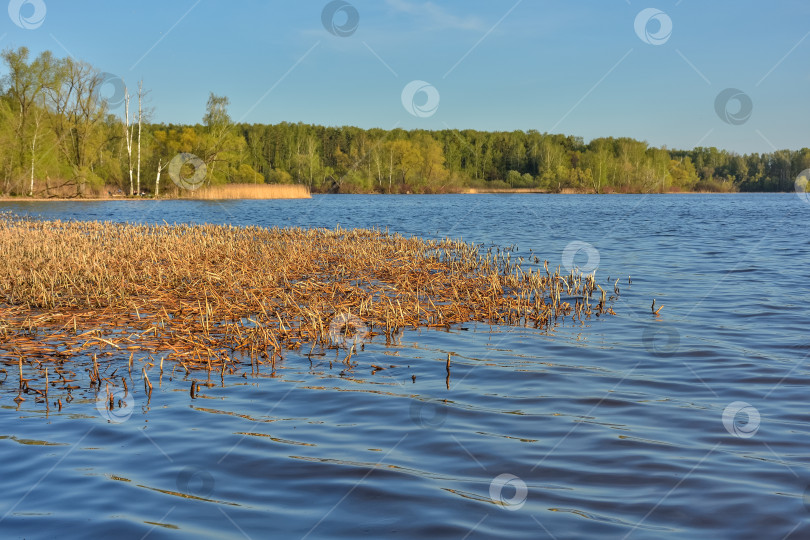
left=2, top=47, right=808, bottom=197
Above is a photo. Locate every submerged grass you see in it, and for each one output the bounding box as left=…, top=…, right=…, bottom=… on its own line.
left=0, top=213, right=617, bottom=408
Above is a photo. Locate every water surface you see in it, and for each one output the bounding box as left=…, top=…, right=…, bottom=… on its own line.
left=1, top=194, right=808, bottom=539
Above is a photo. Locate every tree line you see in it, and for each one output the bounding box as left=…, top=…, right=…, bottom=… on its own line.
left=2, top=47, right=808, bottom=197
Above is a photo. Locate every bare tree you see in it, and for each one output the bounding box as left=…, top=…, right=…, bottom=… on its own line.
left=136, top=80, right=144, bottom=195
left=28, top=109, right=44, bottom=196
left=43, top=57, right=107, bottom=195
left=123, top=86, right=134, bottom=196
left=154, top=157, right=168, bottom=198
left=2, top=47, right=54, bottom=194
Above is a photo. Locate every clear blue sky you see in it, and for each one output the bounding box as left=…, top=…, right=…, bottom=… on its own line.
left=3, top=0, right=808, bottom=154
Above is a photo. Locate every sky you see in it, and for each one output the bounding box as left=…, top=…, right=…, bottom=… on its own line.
left=2, top=0, right=808, bottom=154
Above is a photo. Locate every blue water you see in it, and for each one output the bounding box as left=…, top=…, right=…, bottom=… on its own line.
left=1, top=194, right=808, bottom=539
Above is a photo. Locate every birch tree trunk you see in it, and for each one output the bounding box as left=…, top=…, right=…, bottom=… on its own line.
left=388, top=149, right=394, bottom=193
left=29, top=112, right=42, bottom=196
left=155, top=157, right=162, bottom=198
left=136, top=80, right=143, bottom=196
left=124, top=87, right=133, bottom=196
left=29, top=139, right=34, bottom=196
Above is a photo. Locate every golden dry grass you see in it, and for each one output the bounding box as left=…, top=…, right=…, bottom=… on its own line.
left=0, top=213, right=617, bottom=407
left=463, top=188, right=548, bottom=194
left=183, top=183, right=310, bottom=199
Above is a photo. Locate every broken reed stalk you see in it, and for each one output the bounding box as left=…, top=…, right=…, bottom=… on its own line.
left=92, top=355, right=100, bottom=382
left=0, top=213, right=621, bottom=377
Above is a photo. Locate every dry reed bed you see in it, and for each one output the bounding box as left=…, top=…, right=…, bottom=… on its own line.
left=0, top=214, right=617, bottom=407
left=182, top=183, right=310, bottom=199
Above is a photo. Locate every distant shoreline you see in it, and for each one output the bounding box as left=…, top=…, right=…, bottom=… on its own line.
left=0, top=189, right=772, bottom=203
left=0, top=184, right=311, bottom=202
left=0, top=191, right=777, bottom=201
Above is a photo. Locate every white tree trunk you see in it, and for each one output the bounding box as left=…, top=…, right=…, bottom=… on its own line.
left=136, top=80, right=143, bottom=196
left=124, top=87, right=133, bottom=196
left=155, top=157, right=162, bottom=198
left=29, top=145, right=34, bottom=196
left=388, top=150, right=394, bottom=193
left=29, top=114, right=40, bottom=196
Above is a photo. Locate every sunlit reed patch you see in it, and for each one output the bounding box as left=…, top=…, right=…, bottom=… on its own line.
left=0, top=213, right=620, bottom=409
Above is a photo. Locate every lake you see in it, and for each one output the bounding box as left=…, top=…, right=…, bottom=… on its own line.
left=1, top=193, right=808, bottom=539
